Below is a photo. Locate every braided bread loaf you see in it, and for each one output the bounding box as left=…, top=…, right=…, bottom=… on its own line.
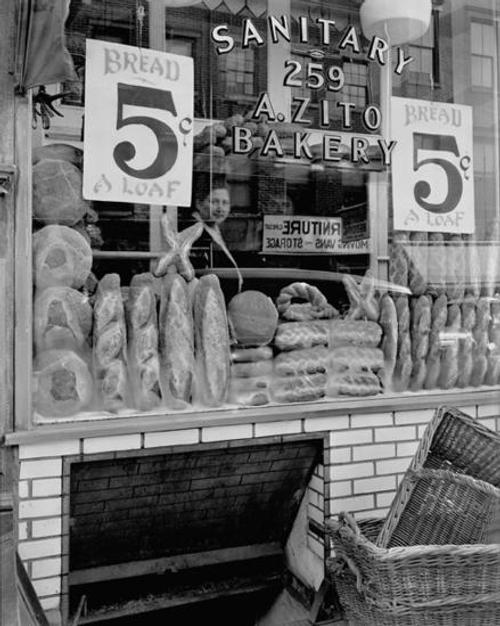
left=271, top=373, right=326, bottom=403
left=327, top=370, right=381, bottom=397
left=274, top=321, right=329, bottom=351
left=329, top=320, right=382, bottom=348
left=471, top=298, right=491, bottom=387
left=393, top=296, right=412, bottom=392
left=330, top=347, right=384, bottom=372
left=274, top=346, right=328, bottom=377
left=276, top=282, right=338, bottom=321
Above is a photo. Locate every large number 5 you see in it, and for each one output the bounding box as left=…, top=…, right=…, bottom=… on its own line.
left=114, top=82, right=178, bottom=179
left=413, top=132, right=463, bottom=214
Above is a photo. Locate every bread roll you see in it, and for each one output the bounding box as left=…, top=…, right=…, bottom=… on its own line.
left=274, top=346, right=328, bottom=377
left=228, top=375, right=270, bottom=406
left=393, top=333, right=412, bottom=392
left=34, top=349, right=93, bottom=417
left=410, top=295, right=432, bottom=361
left=193, top=275, right=231, bottom=407
left=329, top=320, right=383, bottom=348
left=34, top=286, right=92, bottom=352
left=159, top=274, right=194, bottom=408
left=470, top=298, right=491, bottom=387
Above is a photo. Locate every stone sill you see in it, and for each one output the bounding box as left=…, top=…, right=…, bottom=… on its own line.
left=4, top=387, right=499, bottom=446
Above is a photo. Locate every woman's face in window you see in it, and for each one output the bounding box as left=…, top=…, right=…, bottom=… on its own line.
left=198, top=188, right=231, bottom=224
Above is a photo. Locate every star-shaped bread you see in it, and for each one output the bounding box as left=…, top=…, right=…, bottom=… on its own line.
left=343, top=270, right=380, bottom=321
left=153, top=214, right=204, bottom=281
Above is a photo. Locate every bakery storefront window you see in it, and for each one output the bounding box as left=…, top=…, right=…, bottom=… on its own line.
left=29, top=0, right=500, bottom=422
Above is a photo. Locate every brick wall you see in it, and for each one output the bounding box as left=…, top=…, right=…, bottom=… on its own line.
left=15, top=402, right=500, bottom=621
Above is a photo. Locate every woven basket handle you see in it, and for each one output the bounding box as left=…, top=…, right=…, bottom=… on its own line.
left=339, top=511, right=361, bottom=536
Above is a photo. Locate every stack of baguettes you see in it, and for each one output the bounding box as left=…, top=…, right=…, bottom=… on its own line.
left=388, top=224, right=500, bottom=393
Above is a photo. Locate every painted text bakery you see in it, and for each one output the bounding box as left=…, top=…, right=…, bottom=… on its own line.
left=3, top=0, right=500, bottom=624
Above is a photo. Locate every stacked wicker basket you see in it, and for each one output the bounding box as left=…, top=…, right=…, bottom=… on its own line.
left=327, top=406, right=500, bottom=625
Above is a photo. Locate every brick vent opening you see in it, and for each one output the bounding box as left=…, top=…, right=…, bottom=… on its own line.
left=68, top=439, right=324, bottom=624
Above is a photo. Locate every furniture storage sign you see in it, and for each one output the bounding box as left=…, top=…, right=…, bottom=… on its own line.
left=391, top=97, right=474, bottom=234
left=83, top=39, right=194, bottom=206
left=263, top=215, right=369, bottom=254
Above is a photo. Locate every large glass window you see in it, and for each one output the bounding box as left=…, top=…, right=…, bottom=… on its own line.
left=26, top=0, right=500, bottom=424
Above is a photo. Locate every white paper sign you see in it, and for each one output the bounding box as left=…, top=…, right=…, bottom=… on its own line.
left=83, top=39, right=194, bottom=206
left=263, top=215, right=345, bottom=254
left=391, top=97, right=474, bottom=234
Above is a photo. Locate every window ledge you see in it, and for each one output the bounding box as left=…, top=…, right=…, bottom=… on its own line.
left=4, top=387, right=499, bottom=446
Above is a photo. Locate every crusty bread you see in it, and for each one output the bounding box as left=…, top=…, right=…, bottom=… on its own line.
left=193, top=274, right=231, bottom=407
left=159, top=274, right=194, bottom=407
left=379, top=294, right=398, bottom=390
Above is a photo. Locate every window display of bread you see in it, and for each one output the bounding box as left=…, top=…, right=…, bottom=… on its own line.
left=227, top=290, right=278, bottom=347
left=389, top=231, right=409, bottom=290
left=424, top=294, right=448, bottom=390
left=274, top=346, right=328, bottom=377
left=231, top=360, right=273, bottom=379
left=446, top=235, right=465, bottom=302
left=193, top=274, right=231, bottom=407
left=126, top=273, right=162, bottom=411
left=428, top=233, right=446, bottom=295
left=158, top=273, right=195, bottom=408
left=34, top=286, right=92, bottom=352
left=329, top=320, right=382, bottom=348
left=93, top=274, right=129, bottom=411
left=34, top=349, right=93, bottom=417
left=271, top=372, right=326, bottom=403
left=33, top=159, right=89, bottom=226
left=326, top=369, right=381, bottom=397
left=33, top=225, right=92, bottom=290
left=379, top=294, right=398, bottom=390
left=276, top=282, right=338, bottom=321
left=407, top=232, right=428, bottom=296
left=438, top=303, right=461, bottom=389
left=343, top=271, right=379, bottom=322
left=274, top=320, right=329, bottom=351
left=231, top=346, right=273, bottom=363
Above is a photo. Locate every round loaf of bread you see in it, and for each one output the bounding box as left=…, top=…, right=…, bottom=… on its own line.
left=34, top=349, right=93, bottom=417
left=227, top=290, right=278, bottom=347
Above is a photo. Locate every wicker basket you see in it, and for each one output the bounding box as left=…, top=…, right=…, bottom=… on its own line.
left=379, top=468, right=500, bottom=548
left=327, top=514, right=500, bottom=625
left=377, top=405, right=500, bottom=548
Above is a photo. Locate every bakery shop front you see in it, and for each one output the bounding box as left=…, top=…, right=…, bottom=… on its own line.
left=2, top=0, right=500, bottom=624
